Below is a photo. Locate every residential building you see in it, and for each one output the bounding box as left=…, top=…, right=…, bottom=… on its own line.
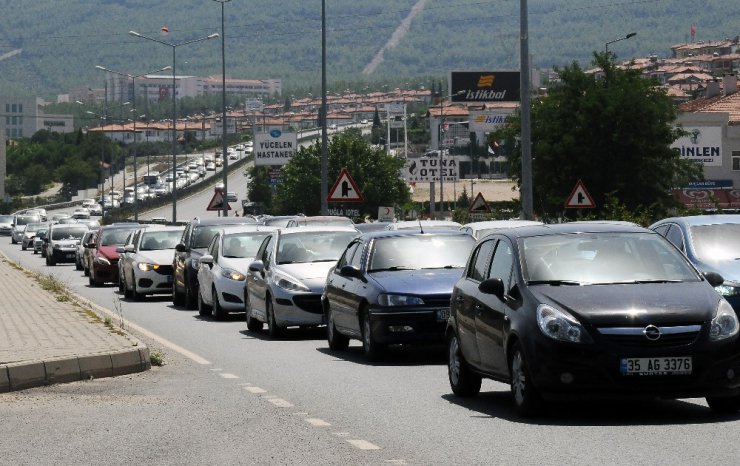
left=0, top=96, right=75, bottom=141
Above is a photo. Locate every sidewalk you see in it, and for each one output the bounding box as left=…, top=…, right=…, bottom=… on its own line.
left=0, top=254, right=150, bottom=392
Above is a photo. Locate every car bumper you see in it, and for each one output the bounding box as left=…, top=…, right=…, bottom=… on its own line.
left=273, top=290, right=325, bottom=327
left=93, top=261, right=119, bottom=283
left=134, top=267, right=174, bottom=295
left=526, top=337, right=740, bottom=400
left=215, top=276, right=247, bottom=311
left=50, top=248, right=78, bottom=263
left=368, top=307, right=448, bottom=345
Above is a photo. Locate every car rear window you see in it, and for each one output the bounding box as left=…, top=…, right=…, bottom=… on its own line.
left=51, top=227, right=88, bottom=241
left=100, top=227, right=139, bottom=246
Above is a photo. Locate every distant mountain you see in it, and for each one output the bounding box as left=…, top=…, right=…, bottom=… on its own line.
left=0, top=0, right=737, bottom=98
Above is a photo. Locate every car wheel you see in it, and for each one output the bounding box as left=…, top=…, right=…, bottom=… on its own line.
left=198, top=286, right=212, bottom=316
left=245, top=291, right=263, bottom=331
left=184, top=278, right=197, bottom=310
left=132, top=280, right=145, bottom=301
left=89, top=268, right=99, bottom=287
left=11, top=237, right=17, bottom=245
left=509, top=342, right=541, bottom=417
left=267, top=299, right=284, bottom=339
left=21, top=243, right=27, bottom=251
left=448, top=333, right=482, bottom=397
left=75, top=258, right=83, bottom=271
left=706, top=395, right=740, bottom=414
left=118, top=274, right=125, bottom=294
left=46, top=254, right=55, bottom=266
left=212, top=286, right=227, bottom=321
left=326, top=305, right=349, bottom=351
left=83, top=262, right=89, bottom=276
left=361, top=311, right=385, bottom=361
left=33, top=249, right=37, bottom=255
left=172, top=279, right=185, bottom=306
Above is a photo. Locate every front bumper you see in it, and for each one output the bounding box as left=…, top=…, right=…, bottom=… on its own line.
left=50, top=247, right=78, bottom=263
left=93, top=259, right=119, bottom=283
left=368, top=306, right=448, bottom=345
left=134, top=265, right=174, bottom=295
left=272, top=289, right=325, bottom=327
left=215, top=275, right=247, bottom=311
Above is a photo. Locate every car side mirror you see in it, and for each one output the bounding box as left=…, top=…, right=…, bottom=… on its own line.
left=704, top=271, right=724, bottom=288
left=115, top=246, right=126, bottom=253
left=124, top=244, right=135, bottom=253
left=85, top=242, right=95, bottom=248
left=248, top=260, right=264, bottom=273
left=175, top=243, right=187, bottom=253
left=199, top=255, right=214, bottom=267
left=339, top=265, right=362, bottom=278
left=478, top=278, right=505, bottom=301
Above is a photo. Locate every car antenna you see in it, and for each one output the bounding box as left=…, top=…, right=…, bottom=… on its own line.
left=418, top=217, right=424, bottom=234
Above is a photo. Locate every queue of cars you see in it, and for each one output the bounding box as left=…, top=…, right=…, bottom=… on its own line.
left=7, top=209, right=740, bottom=417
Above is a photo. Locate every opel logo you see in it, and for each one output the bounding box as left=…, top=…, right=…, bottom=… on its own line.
left=643, top=325, right=661, bottom=341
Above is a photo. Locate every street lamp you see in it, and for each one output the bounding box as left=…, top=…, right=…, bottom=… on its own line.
left=95, top=64, right=171, bottom=221
left=213, top=0, right=231, bottom=217
left=437, top=90, right=465, bottom=219
left=129, top=29, right=218, bottom=223
left=605, top=32, right=637, bottom=53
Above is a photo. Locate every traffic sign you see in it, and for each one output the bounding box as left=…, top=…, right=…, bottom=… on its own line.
left=565, top=180, right=596, bottom=208
left=469, top=192, right=491, bottom=213
left=378, top=206, right=395, bottom=222
left=207, top=190, right=231, bottom=211
left=327, top=168, right=363, bottom=203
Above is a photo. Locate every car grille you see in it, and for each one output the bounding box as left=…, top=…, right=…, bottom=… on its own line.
left=293, top=295, right=323, bottom=314
left=155, top=265, right=174, bottom=275
left=597, top=324, right=702, bottom=348
left=421, top=295, right=452, bottom=308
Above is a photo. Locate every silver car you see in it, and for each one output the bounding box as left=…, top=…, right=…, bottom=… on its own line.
left=0, top=215, right=15, bottom=236
left=33, top=227, right=48, bottom=255
left=245, top=226, right=360, bottom=338
left=118, top=225, right=184, bottom=300
left=11, top=214, right=41, bottom=244
left=21, top=222, right=45, bottom=250
left=197, top=225, right=278, bottom=320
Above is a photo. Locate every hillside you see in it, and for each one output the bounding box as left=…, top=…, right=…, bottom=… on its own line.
left=0, top=0, right=737, bottom=98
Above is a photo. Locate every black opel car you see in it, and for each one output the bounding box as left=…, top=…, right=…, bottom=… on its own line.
left=447, top=222, right=740, bottom=416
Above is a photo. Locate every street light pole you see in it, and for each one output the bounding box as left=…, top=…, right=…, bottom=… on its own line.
left=129, top=30, right=218, bottom=223
left=214, top=0, right=231, bottom=217
left=95, top=65, right=171, bottom=221
left=520, top=0, right=534, bottom=219
left=320, top=0, right=329, bottom=215
left=605, top=32, right=637, bottom=54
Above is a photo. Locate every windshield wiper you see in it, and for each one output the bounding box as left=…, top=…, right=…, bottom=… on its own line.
left=423, top=265, right=461, bottom=270
left=600, top=279, right=683, bottom=284
left=527, top=279, right=583, bottom=286
left=369, top=266, right=417, bottom=272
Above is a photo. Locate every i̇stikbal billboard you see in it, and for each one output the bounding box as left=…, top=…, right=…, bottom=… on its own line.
left=448, top=71, right=520, bottom=103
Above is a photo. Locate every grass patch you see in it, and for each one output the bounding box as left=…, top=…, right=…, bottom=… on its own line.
left=150, top=351, right=165, bottom=367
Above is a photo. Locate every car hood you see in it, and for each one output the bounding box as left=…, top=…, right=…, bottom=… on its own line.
left=692, top=258, right=740, bottom=284
left=136, top=249, right=176, bottom=265
left=219, top=256, right=256, bottom=273
left=369, top=268, right=463, bottom=295
left=529, top=281, right=719, bottom=327
left=276, top=262, right=336, bottom=289
left=98, top=245, right=121, bottom=260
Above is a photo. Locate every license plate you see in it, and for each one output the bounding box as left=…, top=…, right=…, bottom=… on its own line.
left=66, top=253, right=75, bottom=259
left=436, top=308, right=450, bottom=321
left=620, top=356, right=692, bottom=376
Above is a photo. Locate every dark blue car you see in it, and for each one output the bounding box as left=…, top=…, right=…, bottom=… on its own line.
left=650, top=215, right=740, bottom=311
left=322, top=229, right=475, bottom=360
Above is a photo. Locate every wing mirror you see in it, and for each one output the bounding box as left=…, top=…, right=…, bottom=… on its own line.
left=339, top=265, right=362, bottom=278
left=175, top=243, right=187, bottom=253
left=704, top=271, right=724, bottom=288
left=248, top=260, right=264, bottom=274
left=199, top=255, right=214, bottom=267
left=478, top=278, right=505, bottom=301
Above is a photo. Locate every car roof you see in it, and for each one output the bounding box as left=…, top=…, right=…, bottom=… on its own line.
left=485, top=222, right=651, bottom=239
left=389, top=220, right=461, bottom=229
left=360, top=229, right=474, bottom=240
left=650, top=214, right=740, bottom=228
left=219, top=225, right=279, bottom=234
left=278, top=225, right=359, bottom=235
left=139, top=225, right=185, bottom=233
left=461, top=220, right=543, bottom=230
left=190, top=217, right=258, bottom=226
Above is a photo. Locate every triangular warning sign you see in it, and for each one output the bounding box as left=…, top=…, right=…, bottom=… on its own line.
left=327, top=168, right=364, bottom=203
left=565, top=180, right=596, bottom=208
left=469, top=192, right=491, bottom=212
left=207, top=191, right=231, bottom=211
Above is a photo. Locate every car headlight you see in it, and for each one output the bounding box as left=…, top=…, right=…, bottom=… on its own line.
left=709, top=299, right=739, bottom=341
left=536, top=304, right=592, bottom=343
left=137, top=263, right=159, bottom=272
left=377, top=294, right=424, bottom=306
left=716, top=283, right=740, bottom=298
left=274, top=271, right=310, bottom=292
left=222, top=269, right=246, bottom=281
left=95, top=256, right=111, bottom=266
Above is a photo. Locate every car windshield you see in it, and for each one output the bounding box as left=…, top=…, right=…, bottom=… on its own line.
left=277, top=231, right=359, bottom=264
left=25, top=223, right=44, bottom=232
left=522, top=232, right=700, bottom=285
left=0, top=215, right=13, bottom=223
left=51, top=227, right=87, bottom=241
left=368, top=234, right=475, bottom=271
left=690, top=223, right=740, bottom=261
left=222, top=232, right=272, bottom=258
left=15, top=216, right=39, bottom=226
left=140, top=230, right=182, bottom=250
left=100, top=228, right=139, bottom=246
left=191, top=226, right=224, bottom=249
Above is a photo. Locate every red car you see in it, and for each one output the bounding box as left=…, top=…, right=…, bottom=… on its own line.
left=87, top=223, right=143, bottom=287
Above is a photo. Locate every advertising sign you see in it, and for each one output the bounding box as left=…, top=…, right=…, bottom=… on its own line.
left=671, top=126, right=723, bottom=167
left=254, top=130, right=298, bottom=166
left=468, top=111, right=512, bottom=133
left=449, top=71, right=520, bottom=103
left=402, top=155, right=459, bottom=183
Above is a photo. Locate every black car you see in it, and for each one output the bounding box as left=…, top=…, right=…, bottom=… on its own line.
left=323, top=230, right=475, bottom=360
left=173, top=216, right=257, bottom=308
left=447, top=223, right=740, bottom=416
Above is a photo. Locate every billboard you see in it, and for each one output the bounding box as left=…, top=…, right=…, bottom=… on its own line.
left=671, top=126, right=723, bottom=167
left=449, top=71, right=520, bottom=103
left=254, top=129, right=298, bottom=166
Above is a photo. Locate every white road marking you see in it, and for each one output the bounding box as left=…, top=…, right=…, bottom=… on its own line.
left=347, top=439, right=381, bottom=450
left=267, top=398, right=294, bottom=408
left=333, top=432, right=350, bottom=437
left=244, top=386, right=267, bottom=394
left=219, top=373, right=239, bottom=379
left=305, top=418, right=331, bottom=427
left=385, top=460, right=408, bottom=465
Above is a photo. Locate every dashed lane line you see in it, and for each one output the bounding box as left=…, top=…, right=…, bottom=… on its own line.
left=305, top=418, right=331, bottom=427
left=346, top=439, right=381, bottom=450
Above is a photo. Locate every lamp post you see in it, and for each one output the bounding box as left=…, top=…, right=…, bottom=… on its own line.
left=95, top=64, right=171, bottom=221
left=436, top=90, right=464, bottom=219
left=213, top=0, right=231, bottom=217
left=129, top=29, right=218, bottom=223
left=320, top=0, right=328, bottom=215
left=85, top=110, right=106, bottom=213
left=605, top=32, right=637, bottom=54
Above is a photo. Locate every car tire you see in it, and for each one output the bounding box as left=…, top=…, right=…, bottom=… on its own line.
left=361, top=310, right=385, bottom=361
left=267, top=299, right=284, bottom=339
left=172, top=280, right=185, bottom=306
left=21, top=243, right=27, bottom=251
left=89, top=268, right=99, bottom=287
left=76, top=258, right=83, bottom=271
left=124, top=277, right=133, bottom=299
left=509, top=342, right=541, bottom=417
left=448, top=333, right=482, bottom=397
left=184, top=278, right=197, bottom=310
left=118, top=274, right=125, bottom=294
left=326, top=305, right=349, bottom=351
left=11, top=237, right=17, bottom=245
left=198, top=287, right=212, bottom=316
left=706, top=395, right=740, bottom=414
left=46, top=254, right=55, bottom=266
left=132, top=280, right=144, bottom=301
left=245, top=291, right=263, bottom=331
left=33, top=249, right=37, bottom=255
left=211, top=286, right=227, bottom=321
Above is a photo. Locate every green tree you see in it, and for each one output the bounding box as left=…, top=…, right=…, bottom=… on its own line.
left=246, top=166, right=274, bottom=211
left=501, top=52, right=702, bottom=220
left=274, top=130, right=411, bottom=217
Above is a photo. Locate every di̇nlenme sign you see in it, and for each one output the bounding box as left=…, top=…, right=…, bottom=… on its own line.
left=448, top=71, right=521, bottom=103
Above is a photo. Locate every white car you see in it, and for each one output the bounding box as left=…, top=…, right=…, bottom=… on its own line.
left=205, top=161, right=216, bottom=171
left=197, top=225, right=278, bottom=319
left=118, top=225, right=185, bottom=300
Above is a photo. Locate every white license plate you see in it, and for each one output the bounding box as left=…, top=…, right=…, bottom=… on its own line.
left=620, top=356, right=692, bottom=376
left=436, top=308, right=450, bottom=321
